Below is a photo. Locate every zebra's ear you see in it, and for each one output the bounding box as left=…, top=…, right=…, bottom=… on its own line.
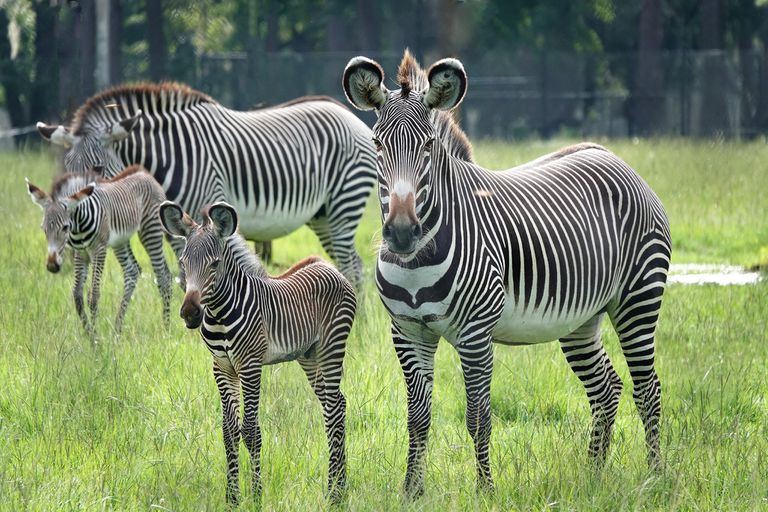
left=64, top=183, right=96, bottom=212
left=36, top=122, right=78, bottom=148
left=106, top=110, right=142, bottom=143
left=159, top=201, right=195, bottom=239
left=26, top=178, right=52, bottom=209
left=423, top=58, right=467, bottom=111
left=343, top=57, right=388, bottom=111
left=207, top=202, right=238, bottom=239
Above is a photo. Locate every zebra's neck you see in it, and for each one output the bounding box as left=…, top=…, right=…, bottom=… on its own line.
left=206, top=236, right=267, bottom=314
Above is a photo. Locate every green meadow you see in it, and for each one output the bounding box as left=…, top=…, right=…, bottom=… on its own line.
left=0, top=139, right=766, bottom=511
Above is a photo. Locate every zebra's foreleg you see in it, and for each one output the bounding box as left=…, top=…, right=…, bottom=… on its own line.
left=72, top=251, right=90, bottom=331
left=239, top=360, right=264, bottom=501
left=139, top=226, right=172, bottom=328
left=87, top=246, right=107, bottom=338
left=112, top=245, right=141, bottom=334
left=457, top=334, right=495, bottom=491
left=393, top=325, right=439, bottom=498
left=213, top=359, right=242, bottom=505
left=559, top=314, right=623, bottom=466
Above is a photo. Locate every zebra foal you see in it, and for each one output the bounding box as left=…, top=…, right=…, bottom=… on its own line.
left=343, top=51, right=671, bottom=495
left=27, top=165, right=172, bottom=334
left=159, top=201, right=356, bottom=504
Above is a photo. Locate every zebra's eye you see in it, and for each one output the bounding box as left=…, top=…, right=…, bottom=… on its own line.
left=372, top=138, right=383, bottom=151
left=423, top=138, right=435, bottom=152
left=62, top=223, right=70, bottom=232
left=209, top=259, right=221, bottom=270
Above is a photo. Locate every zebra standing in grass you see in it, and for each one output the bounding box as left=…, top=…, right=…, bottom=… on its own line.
left=343, top=51, right=671, bottom=495
left=159, top=200, right=356, bottom=505
left=27, top=165, right=172, bottom=334
left=36, top=83, right=376, bottom=287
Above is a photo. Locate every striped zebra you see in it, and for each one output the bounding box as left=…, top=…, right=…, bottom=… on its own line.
left=343, top=52, right=671, bottom=495
left=27, top=165, right=172, bottom=334
left=159, top=201, right=356, bottom=504
left=36, top=83, right=376, bottom=287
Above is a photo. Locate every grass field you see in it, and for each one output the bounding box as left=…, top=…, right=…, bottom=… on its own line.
left=1, top=139, right=767, bottom=511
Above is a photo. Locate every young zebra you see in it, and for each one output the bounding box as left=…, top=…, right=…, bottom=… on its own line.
left=27, top=165, right=172, bottom=334
left=159, top=201, right=356, bottom=505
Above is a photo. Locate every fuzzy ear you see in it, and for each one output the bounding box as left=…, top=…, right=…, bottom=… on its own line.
left=423, top=58, right=467, bottom=111
left=36, top=122, right=78, bottom=148
left=159, top=201, right=196, bottom=239
left=26, top=178, right=51, bottom=209
left=343, top=57, right=388, bottom=111
left=207, top=202, right=238, bottom=239
left=106, top=110, right=142, bottom=143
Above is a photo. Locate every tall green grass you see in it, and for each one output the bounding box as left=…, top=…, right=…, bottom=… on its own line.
left=0, top=140, right=766, bottom=511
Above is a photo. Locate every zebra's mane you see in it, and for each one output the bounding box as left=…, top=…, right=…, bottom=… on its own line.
left=71, top=82, right=216, bottom=135
left=397, top=50, right=474, bottom=162
left=104, top=164, right=145, bottom=183
left=224, top=233, right=268, bottom=280
left=50, top=171, right=101, bottom=199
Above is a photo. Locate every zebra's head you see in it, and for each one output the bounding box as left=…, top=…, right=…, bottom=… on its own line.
left=37, top=111, right=142, bottom=177
left=160, top=201, right=238, bottom=329
left=343, top=53, right=467, bottom=256
left=26, top=177, right=95, bottom=273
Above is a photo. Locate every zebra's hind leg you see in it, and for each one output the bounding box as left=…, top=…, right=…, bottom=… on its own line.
left=239, top=358, right=264, bottom=502
left=165, top=233, right=186, bottom=290
left=308, top=213, right=362, bottom=290
left=457, top=334, right=495, bottom=491
left=559, top=313, right=623, bottom=466
left=72, top=251, right=90, bottom=331
left=139, top=225, right=172, bottom=328
left=608, top=271, right=667, bottom=469
left=112, top=245, right=141, bottom=334
left=393, top=324, right=439, bottom=498
left=213, top=358, right=242, bottom=505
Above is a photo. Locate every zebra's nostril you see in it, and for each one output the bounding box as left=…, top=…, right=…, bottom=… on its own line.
left=382, top=224, right=393, bottom=239
left=411, top=224, right=422, bottom=238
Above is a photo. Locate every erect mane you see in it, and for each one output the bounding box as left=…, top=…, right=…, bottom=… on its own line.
left=50, top=171, right=101, bottom=198
left=396, top=49, right=474, bottom=162
left=223, top=234, right=268, bottom=279
left=71, top=82, right=216, bottom=135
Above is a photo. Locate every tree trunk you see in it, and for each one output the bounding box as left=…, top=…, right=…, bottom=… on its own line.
left=30, top=2, right=59, bottom=125
left=146, top=0, right=167, bottom=81
left=0, top=8, right=28, bottom=146
left=109, top=0, right=122, bottom=84
left=633, top=0, right=665, bottom=136
left=80, top=0, right=97, bottom=99
left=356, top=0, right=379, bottom=52
left=698, top=0, right=730, bottom=136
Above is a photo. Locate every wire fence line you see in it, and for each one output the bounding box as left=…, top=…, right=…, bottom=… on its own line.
left=4, top=48, right=767, bottom=146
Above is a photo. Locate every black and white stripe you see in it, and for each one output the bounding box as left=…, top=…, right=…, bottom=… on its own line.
left=37, top=84, right=377, bottom=287
left=160, top=201, right=356, bottom=505
left=27, top=166, right=172, bottom=335
left=344, top=52, right=671, bottom=495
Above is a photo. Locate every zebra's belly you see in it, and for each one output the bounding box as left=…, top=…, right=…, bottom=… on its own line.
left=228, top=197, right=322, bottom=240
left=491, top=295, right=600, bottom=345
left=107, top=229, right=136, bottom=247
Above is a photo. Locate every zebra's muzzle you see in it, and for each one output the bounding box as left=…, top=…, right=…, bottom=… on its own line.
left=46, top=254, right=61, bottom=273
left=383, top=222, right=422, bottom=254
left=180, top=290, right=203, bottom=329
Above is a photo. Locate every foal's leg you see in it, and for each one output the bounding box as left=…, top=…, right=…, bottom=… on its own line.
left=72, top=251, right=90, bottom=331
left=213, top=358, right=242, bottom=504
left=299, top=340, right=348, bottom=501
left=138, top=225, right=172, bottom=328
left=112, top=244, right=140, bottom=334
left=239, top=358, right=264, bottom=500
left=87, top=246, right=107, bottom=336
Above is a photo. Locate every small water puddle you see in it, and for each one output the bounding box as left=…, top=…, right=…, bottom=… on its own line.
left=668, top=263, right=763, bottom=285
